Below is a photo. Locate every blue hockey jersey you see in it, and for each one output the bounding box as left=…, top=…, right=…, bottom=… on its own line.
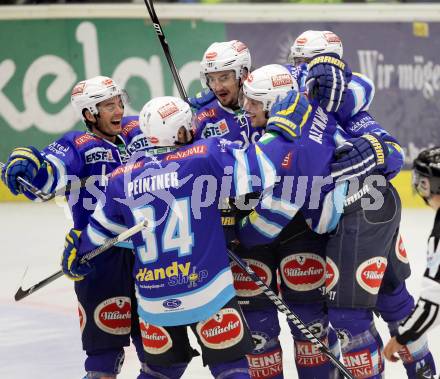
left=24, top=116, right=149, bottom=229
left=78, top=122, right=343, bottom=326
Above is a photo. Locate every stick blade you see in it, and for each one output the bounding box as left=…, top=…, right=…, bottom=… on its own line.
left=14, top=286, right=32, bottom=302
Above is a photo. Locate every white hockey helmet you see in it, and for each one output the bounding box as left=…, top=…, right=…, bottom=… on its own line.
left=243, top=64, right=298, bottom=112
left=290, top=30, right=343, bottom=63
left=71, top=76, right=125, bottom=121
left=139, top=96, right=192, bottom=147
left=200, top=40, right=252, bottom=88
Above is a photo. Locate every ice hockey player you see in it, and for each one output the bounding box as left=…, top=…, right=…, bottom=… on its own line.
left=1, top=76, right=148, bottom=379
left=238, top=63, right=398, bottom=379
left=192, top=39, right=362, bottom=379
left=60, top=78, right=377, bottom=378
left=384, top=147, right=440, bottom=379
left=288, top=30, right=436, bottom=379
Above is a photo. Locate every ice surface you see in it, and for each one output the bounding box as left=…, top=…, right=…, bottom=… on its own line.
left=0, top=202, right=438, bottom=378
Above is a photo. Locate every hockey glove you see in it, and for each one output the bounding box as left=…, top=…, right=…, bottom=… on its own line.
left=306, top=54, right=352, bottom=113
left=1, top=146, right=45, bottom=195
left=331, top=134, right=389, bottom=182
left=266, top=89, right=312, bottom=141
left=61, top=229, right=93, bottom=281
left=188, top=89, right=216, bottom=110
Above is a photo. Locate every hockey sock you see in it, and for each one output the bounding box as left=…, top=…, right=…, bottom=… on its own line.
left=329, top=308, right=384, bottom=379
left=287, top=302, right=338, bottom=379
left=138, top=362, right=187, bottom=379
left=244, top=308, right=283, bottom=378
left=85, top=348, right=125, bottom=378
left=209, top=357, right=251, bottom=379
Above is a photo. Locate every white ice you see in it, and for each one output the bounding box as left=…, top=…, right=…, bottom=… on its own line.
left=0, top=202, right=439, bottom=379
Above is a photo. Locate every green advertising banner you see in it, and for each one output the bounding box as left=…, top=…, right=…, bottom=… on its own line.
left=0, top=19, right=225, bottom=161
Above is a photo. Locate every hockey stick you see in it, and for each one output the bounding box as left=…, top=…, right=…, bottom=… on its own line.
left=14, top=220, right=148, bottom=301
left=142, top=0, right=188, bottom=101
left=227, top=248, right=355, bottom=379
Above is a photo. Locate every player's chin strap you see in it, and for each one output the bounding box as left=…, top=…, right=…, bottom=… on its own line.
left=14, top=220, right=148, bottom=301
left=227, top=247, right=355, bottom=379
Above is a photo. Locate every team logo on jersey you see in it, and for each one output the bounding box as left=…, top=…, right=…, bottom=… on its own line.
left=84, top=147, right=116, bottom=164
left=231, top=259, right=272, bottom=297
left=232, top=41, right=248, bottom=53
left=157, top=101, right=179, bottom=119
left=202, top=119, right=230, bottom=138
left=196, top=108, right=216, bottom=123
left=78, top=301, right=86, bottom=334
left=295, top=338, right=328, bottom=367
left=122, top=119, right=139, bottom=136
left=280, top=253, right=325, bottom=291
left=325, top=257, right=339, bottom=292
left=74, top=133, right=99, bottom=147
left=165, top=145, right=208, bottom=161
left=196, top=308, right=244, bottom=349
left=395, top=235, right=409, bottom=264
left=94, top=297, right=131, bottom=335
left=205, top=51, right=217, bottom=60
left=139, top=320, right=173, bottom=354
left=47, top=141, right=70, bottom=157
left=271, top=74, right=293, bottom=88
left=342, top=348, right=375, bottom=378
left=126, top=134, right=149, bottom=155
left=281, top=151, right=293, bottom=168
left=162, top=298, right=182, bottom=309
left=356, top=257, right=387, bottom=295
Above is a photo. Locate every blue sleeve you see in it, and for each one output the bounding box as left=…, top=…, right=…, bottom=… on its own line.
left=335, top=72, right=375, bottom=125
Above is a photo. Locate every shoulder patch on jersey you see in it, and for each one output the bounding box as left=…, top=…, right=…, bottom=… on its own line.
left=197, top=108, right=217, bottom=123
left=165, top=144, right=207, bottom=161
left=74, top=133, right=99, bottom=147
left=122, top=120, right=139, bottom=136
left=111, top=161, right=144, bottom=178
